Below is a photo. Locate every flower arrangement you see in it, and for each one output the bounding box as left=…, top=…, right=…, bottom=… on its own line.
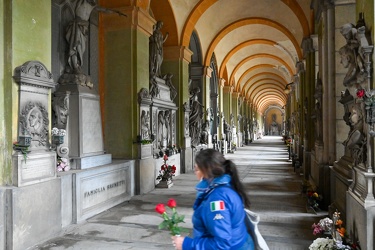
left=57, top=157, right=70, bottom=172
left=307, top=191, right=323, bottom=210
left=155, top=198, right=187, bottom=236
left=156, top=154, right=176, bottom=181
left=309, top=210, right=361, bottom=250
left=52, top=127, right=66, bottom=136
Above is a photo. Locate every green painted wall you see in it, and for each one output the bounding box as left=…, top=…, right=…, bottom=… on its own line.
left=104, top=26, right=150, bottom=159
left=0, top=0, right=51, bottom=185
left=357, top=0, right=374, bottom=35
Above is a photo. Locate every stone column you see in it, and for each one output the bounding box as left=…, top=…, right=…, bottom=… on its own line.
left=329, top=0, right=357, bottom=219
left=203, top=66, right=213, bottom=148
left=223, top=86, right=233, bottom=154
left=232, top=92, right=240, bottom=148
left=163, top=46, right=193, bottom=173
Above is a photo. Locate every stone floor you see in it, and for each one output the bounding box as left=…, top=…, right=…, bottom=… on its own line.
left=29, top=136, right=326, bottom=250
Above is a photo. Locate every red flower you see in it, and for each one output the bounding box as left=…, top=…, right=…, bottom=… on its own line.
left=155, top=203, right=166, bottom=214
left=155, top=199, right=186, bottom=235
left=172, top=165, right=176, bottom=171
left=167, top=198, right=177, bottom=208
left=163, top=154, right=168, bottom=161
left=357, top=89, right=365, bottom=98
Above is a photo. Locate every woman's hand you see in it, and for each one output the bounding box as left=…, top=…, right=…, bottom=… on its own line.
left=171, top=235, right=185, bottom=250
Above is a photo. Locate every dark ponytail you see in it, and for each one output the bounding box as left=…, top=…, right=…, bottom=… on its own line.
left=223, top=159, right=251, bottom=209
left=195, top=149, right=251, bottom=209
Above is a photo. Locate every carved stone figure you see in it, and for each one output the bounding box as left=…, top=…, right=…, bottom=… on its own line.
left=163, top=73, right=177, bottom=100
left=141, top=110, right=151, bottom=139
left=149, top=75, right=160, bottom=98
left=339, top=45, right=357, bottom=87
left=270, top=114, right=279, bottom=135
left=313, top=73, right=323, bottom=142
left=64, top=0, right=126, bottom=74
left=149, top=21, right=168, bottom=78
left=53, top=94, right=69, bottom=129
left=200, top=121, right=209, bottom=144
left=158, top=111, right=166, bottom=148
left=29, top=108, right=43, bottom=136
left=164, top=110, right=170, bottom=146
left=19, top=102, right=49, bottom=147
left=224, top=119, right=232, bottom=144
left=189, top=87, right=203, bottom=146
left=343, top=104, right=366, bottom=164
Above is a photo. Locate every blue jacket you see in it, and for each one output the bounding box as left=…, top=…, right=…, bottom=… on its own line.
left=182, top=174, right=249, bottom=250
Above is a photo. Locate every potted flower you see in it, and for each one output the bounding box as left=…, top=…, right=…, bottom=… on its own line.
left=156, top=154, right=176, bottom=188
left=57, top=157, right=70, bottom=172
left=309, top=210, right=361, bottom=250
left=52, top=127, right=66, bottom=145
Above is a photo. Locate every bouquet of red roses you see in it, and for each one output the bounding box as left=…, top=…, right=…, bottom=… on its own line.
left=155, top=198, right=186, bottom=236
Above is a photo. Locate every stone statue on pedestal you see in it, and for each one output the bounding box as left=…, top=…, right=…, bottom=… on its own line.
left=61, top=0, right=126, bottom=87
left=149, top=21, right=168, bottom=78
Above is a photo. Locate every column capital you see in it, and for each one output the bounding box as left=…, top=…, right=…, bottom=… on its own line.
left=204, top=66, right=213, bottom=78
left=311, top=34, right=319, bottom=51
left=164, top=46, right=193, bottom=63
left=223, top=85, right=233, bottom=93
left=301, top=37, right=314, bottom=57
left=232, top=91, right=241, bottom=98
left=219, top=78, right=226, bottom=87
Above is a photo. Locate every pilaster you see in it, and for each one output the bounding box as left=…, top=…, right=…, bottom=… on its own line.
left=100, top=6, right=154, bottom=158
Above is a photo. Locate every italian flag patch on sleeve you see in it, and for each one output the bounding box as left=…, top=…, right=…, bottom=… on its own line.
left=210, top=200, right=225, bottom=211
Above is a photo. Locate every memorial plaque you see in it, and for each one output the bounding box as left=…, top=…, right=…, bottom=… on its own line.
left=13, top=151, right=56, bottom=187
left=82, top=97, right=103, bottom=154
left=74, top=161, right=134, bottom=222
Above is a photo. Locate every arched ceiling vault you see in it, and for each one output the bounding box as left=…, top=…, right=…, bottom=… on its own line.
left=151, top=0, right=311, bottom=114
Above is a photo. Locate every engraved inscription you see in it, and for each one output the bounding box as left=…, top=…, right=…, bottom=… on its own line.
left=82, top=97, right=103, bottom=154
left=81, top=168, right=128, bottom=210
left=22, top=157, right=54, bottom=181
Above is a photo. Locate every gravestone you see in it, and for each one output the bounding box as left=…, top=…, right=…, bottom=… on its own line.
left=13, top=61, right=57, bottom=186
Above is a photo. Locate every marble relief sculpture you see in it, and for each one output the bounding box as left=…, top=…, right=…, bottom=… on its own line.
left=20, top=102, right=49, bottom=147
left=53, top=94, right=69, bottom=129
left=343, top=103, right=366, bottom=165
left=163, top=73, right=177, bottom=101
left=141, top=110, right=151, bottom=140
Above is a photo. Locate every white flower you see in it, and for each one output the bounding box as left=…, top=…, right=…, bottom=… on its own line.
left=309, top=237, right=335, bottom=250
left=318, top=217, right=333, bottom=231
left=58, top=129, right=66, bottom=136
left=52, top=127, right=60, bottom=135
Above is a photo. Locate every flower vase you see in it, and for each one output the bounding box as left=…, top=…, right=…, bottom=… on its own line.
left=52, top=135, right=64, bottom=145
left=156, top=179, right=173, bottom=188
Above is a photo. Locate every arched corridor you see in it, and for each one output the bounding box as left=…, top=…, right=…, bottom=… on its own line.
left=1, top=1, right=374, bottom=249
left=32, top=137, right=323, bottom=249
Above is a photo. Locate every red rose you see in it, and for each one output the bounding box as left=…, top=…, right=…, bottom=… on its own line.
left=172, top=165, right=176, bottom=170
left=357, top=89, right=365, bottom=98
left=163, top=154, right=168, bottom=161
left=167, top=198, right=177, bottom=208
left=155, top=203, right=166, bottom=214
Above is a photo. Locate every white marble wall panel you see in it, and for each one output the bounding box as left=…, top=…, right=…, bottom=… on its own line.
left=12, top=151, right=56, bottom=187
left=74, top=160, right=134, bottom=223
